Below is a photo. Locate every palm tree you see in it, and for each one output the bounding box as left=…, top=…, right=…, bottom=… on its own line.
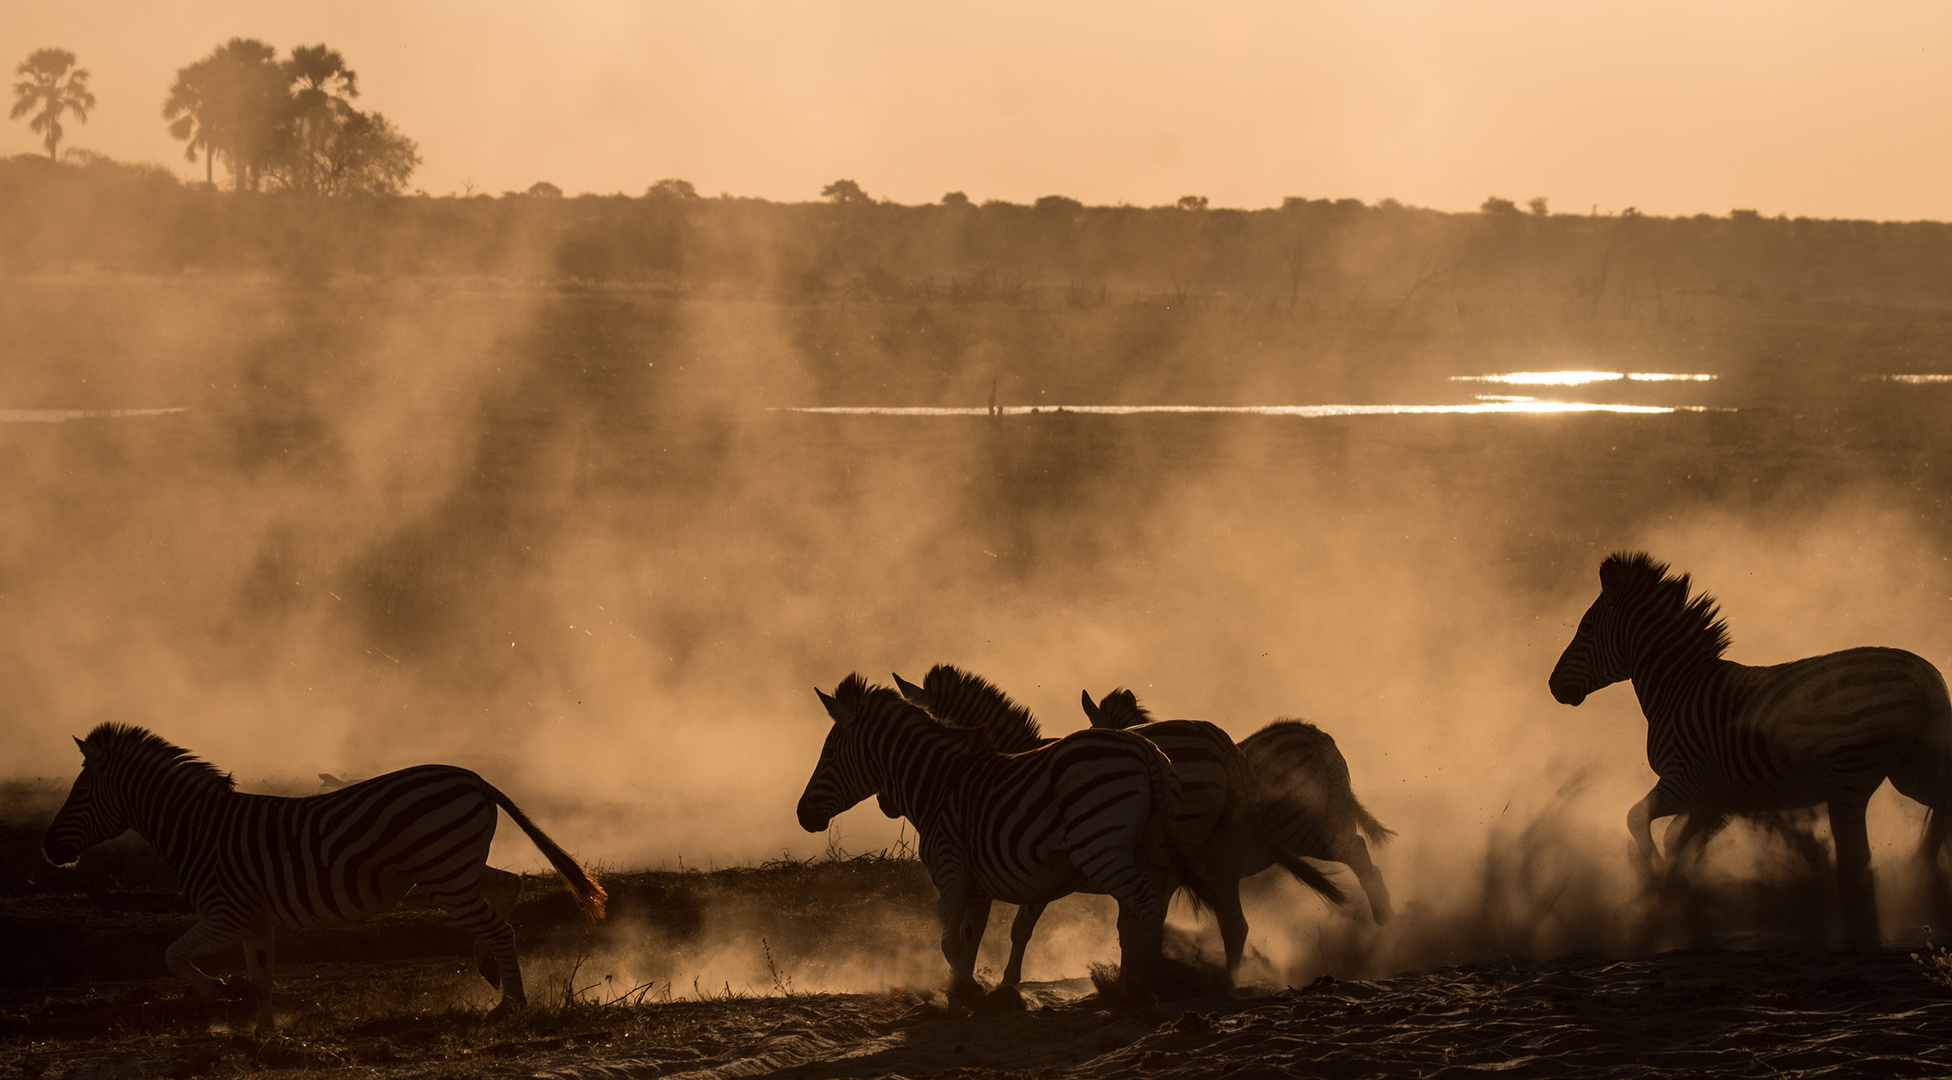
left=10, top=48, right=96, bottom=160
left=163, top=56, right=220, bottom=183
left=280, top=45, right=358, bottom=195
left=163, top=39, right=285, bottom=191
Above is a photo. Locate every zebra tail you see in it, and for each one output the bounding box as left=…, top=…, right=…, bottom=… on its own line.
left=484, top=782, right=609, bottom=922
left=1264, top=840, right=1346, bottom=906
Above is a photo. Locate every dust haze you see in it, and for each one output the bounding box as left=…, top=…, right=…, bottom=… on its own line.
left=8, top=196, right=1952, bottom=997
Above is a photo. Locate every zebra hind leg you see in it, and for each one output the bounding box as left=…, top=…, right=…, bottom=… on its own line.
left=434, top=886, right=526, bottom=1017
left=1828, top=796, right=1879, bottom=946
left=471, top=868, right=524, bottom=990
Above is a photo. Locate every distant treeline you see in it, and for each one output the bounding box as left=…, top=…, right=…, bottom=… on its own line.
left=5, top=153, right=1951, bottom=312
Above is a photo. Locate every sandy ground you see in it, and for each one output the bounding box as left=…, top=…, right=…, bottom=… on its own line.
left=5, top=941, right=1949, bottom=1079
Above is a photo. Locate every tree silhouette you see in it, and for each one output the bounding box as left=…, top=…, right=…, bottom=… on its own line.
left=280, top=45, right=358, bottom=195
left=1175, top=194, right=1208, bottom=211
left=647, top=178, right=699, bottom=200
left=163, top=39, right=287, bottom=191
left=1480, top=195, right=1519, bottom=215
left=941, top=191, right=970, bottom=207
left=10, top=48, right=96, bottom=161
left=821, top=178, right=871, bottom=205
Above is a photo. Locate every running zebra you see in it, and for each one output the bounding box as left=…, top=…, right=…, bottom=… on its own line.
left=1083, top=689, right=1393, bottom=924
left=42, top=724, right=607, bottom=1033
left=797, top=673, right=1220, bottom=1004
left=1232, top=719, right=1395, bottom=924
left=894, top=665, right=1343, bottom=987
left=1549, top=551, right=1952, bottom=941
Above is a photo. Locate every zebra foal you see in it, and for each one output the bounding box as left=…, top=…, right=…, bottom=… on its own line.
left=1549, top=551, right=1952, bottom=941
left=796, top=674, right=1219, bottom=1005
left=42, top=723, right=607, bottom=1033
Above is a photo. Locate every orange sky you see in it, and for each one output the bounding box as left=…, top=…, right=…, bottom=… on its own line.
left=3, top=1, right=1949, bottom=218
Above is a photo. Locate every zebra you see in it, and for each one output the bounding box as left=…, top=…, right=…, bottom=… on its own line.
left=893, top=665, right=1344, bottom=987
left=796, top=673, right=1222, bottom=1005
left=1082, top=689, right=1394, bottom=925
left=42, top=723, right=608, bottom=1033
left=1548, top=551, right=1952, bottom=942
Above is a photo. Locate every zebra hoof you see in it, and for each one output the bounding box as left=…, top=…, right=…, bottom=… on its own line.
left=977, top=984, right=1026, bottom=1014
left=215, top=975, right=255, bottom=1002
left=484, top=996, right=525, bottom=1022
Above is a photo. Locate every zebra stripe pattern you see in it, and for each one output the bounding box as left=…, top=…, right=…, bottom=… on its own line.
left=42, top=723, right=606, bottom=1033
left=797, top=673, right=1215, bottom=1004
left=1549, top=551, right=1952, bottom=942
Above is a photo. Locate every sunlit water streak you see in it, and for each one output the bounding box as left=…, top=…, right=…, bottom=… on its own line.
left=1451, top=371, right=1717, bottom=386
left=1871, top=374, right=1952, bottom=384
left=782, top=401, right=1709, bottom=417
left=0, top=408, right=189, bottom=423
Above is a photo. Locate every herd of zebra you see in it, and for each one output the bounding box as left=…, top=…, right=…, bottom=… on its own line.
left=38, top=551, right=1952, bottom=1031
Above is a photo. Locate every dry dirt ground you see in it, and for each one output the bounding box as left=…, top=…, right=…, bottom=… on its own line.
left=5, top=800, right=1951, bottom=1080
left=4, top=941, right=1951, bottom=1079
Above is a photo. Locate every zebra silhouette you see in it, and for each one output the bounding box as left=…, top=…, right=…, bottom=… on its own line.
left=1081, top=689, right=1393, bottom=925
left=1549, top=551, right=1952, bottom=941
left=894, top=665, right=1344, bottom=988
left=42, top=724, right=607, bottom=1033
left=797, top=673, right=1222, bottom=1005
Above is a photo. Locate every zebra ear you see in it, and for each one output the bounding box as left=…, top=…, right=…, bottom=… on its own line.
left=74, top=735, right=97, bottom=765
left=816, top=687, right=853, bottom=726
left=893, top=673, right=931, bottom=708
left=1081, top=689, right=1105, bottom=726
left=1598, top=556, right=1622, bottom=592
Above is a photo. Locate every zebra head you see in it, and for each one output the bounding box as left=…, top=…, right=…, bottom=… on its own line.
left=797, top=674, right=883, bottom=832
left=44, top=732, right=133, bottom=867
left=1552, top=552, right=1723, bottom=705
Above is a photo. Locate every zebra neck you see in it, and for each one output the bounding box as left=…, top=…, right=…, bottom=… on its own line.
left=864, top=722, right=986, bottom=829
left=125, top=771, right=230, bottom=865
left=1631, top=651, right=1733, bottom=722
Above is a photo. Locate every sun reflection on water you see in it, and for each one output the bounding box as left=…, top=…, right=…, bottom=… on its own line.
left=1451, top=371, right=1717, bottom=386
left=783, top=401, right=1703, bottom=418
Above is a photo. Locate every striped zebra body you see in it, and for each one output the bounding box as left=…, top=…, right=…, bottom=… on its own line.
left=797, top=674, right=1213, bottom=1004
left=43, top=724, right=606, bottom=1033
left=1235, top=719, right=1395, bottom=924
left=1549, top=552, right=1952, bottom=941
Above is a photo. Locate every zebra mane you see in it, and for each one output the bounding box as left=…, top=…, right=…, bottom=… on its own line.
left=1088, top=688, right=1153, bottom=729
left=921, top=664, right=1044, bottom=752
left=1603, top=551, right=1733, bottom=659
left=82, top=722, right=237, bottom=794
left=831, top=674, right=1001, bottom=750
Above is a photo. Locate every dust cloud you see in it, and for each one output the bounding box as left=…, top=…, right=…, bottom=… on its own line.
left=5, top=257, right=1951, bottom=997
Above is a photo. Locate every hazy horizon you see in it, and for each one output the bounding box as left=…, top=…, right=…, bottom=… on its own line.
left=4, top=1, right=1950, bottom=220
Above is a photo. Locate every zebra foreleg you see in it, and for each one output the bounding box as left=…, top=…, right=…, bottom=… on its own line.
left=934, top=888, right=987, bottom=1007
left=164, top=918, right=247, bottom=1005
left=999, top=901, right=1045, bottom=988
left=1337, top=834, right=1394, bottom=925
left=1828, top=795, right=1880, bottom=946
left=1629, top=785, right=1688, bottom=874
left=241, top=926, right=277, bottom=1036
